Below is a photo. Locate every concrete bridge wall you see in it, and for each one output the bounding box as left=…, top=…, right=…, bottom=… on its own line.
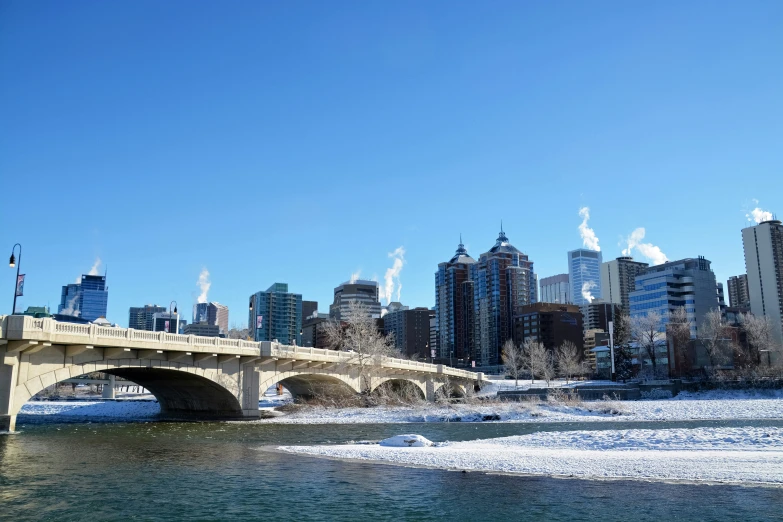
left=0, top=316, right=481, bottom=431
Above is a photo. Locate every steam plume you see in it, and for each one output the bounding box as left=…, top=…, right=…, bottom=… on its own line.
left=380, top=246, right=405, bottom=305
left=581, top=281, right=596, bottom=303
left=578, top=207, right=600, bottom=251
left=747, top=207, right=773, bottom=224
left=197, top=268, right=211, bottom=304
left=349, top=270, right=361, bottom=284
left=60, top=294, right=81, bottom=317
left=622, top=228, right=668, bottom=265
left=88, top=257, right=102, bottom=276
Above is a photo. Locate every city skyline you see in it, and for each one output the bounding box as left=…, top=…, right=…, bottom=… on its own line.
left=1, top=2, right=781, bottom=326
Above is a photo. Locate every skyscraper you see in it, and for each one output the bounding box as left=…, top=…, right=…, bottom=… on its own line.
left=742, top=219, right=783, bottom=344
left=58, top=274, right=108, bottom=322
left=193, top=302, right=229, bottom=335
left=435, top=239, right=476, bottom=362
left=629, top=256, right=723, bottom=336
left=726, top=274, right=751, bottom=311
left=302, top=300, right=318, bottom=320
left=568, top=249, right=603, bottom=306
left=249, top=283, right=302, bottom=345
left=470, top=228, right=537, bottom=366
left=329, top=280, right=381, bottom=320
left=129, top=304, right=167, bottom=331
left=600, top=256, right=649, bottom=315
left=539, top=274, right=570, bottom=304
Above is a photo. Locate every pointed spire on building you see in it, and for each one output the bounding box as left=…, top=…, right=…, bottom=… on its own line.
left=497, top=220, right=509, bottom=244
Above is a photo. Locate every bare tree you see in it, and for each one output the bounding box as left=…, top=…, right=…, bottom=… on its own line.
left=667, top=307, right=692, bottom=377
left=740, top=313, right=778, bottom=370
left=501, top=339, right=524, bottom=388
left=228, top=322, right=250, bottom=340
left=322, top=300, right=400, bottom=393
left=523, top=338, right=554, bottom=386
left=698, top=308, right=731, bottom=372
left=631, top=311, right=665, bottom=377
left=556, top=340, right=582, bottom=384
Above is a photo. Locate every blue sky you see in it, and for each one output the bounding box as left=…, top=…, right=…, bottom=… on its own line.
left=1, top=1, right=781, bottom=326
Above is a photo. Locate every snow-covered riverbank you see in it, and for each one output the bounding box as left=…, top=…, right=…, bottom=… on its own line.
left=278, top=426, right=783, bottom=485
left=261, top=389, right=783, bottom=424
left=16, top=389, right=783, bottom=425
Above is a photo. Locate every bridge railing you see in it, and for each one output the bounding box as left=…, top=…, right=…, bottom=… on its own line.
left=1, top=315, right=482, bottom=381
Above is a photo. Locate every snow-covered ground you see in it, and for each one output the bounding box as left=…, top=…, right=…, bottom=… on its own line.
left=278, top=426, right=783, bottom=485
left=260, top=389, right=783, bottom=424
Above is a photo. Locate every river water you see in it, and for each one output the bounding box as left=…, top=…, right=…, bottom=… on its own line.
left=2, top=418, right=782, bottom=521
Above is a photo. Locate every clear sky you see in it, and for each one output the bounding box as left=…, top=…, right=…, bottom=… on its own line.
left=1, top=1, right=781, bottom=327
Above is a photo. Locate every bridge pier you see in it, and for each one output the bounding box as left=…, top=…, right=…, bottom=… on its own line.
left=1, top=346, right=19, bottom=431
left=101, top=374, right=116, bottom=399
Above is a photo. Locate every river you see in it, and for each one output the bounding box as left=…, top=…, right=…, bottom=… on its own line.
left=2, top=418, right=782, bottom=521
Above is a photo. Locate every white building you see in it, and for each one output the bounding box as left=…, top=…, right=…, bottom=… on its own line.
left=742, top=219, right=783, bottom=344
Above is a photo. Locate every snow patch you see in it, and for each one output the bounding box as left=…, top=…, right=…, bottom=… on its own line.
left=379, top=434, right=434, bottom=447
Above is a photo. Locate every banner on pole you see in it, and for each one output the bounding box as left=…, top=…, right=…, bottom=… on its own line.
left=164, top=320, right=170, bottom=333
left=15, top=274, right=25, bottom=297
left=256, top=315, right=263, bottom=329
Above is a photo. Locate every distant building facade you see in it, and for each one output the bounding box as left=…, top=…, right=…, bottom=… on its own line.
left=302, top=301, right=318, bottom=321
left=629, top=257, right=724, bottom=336
left=152, top=312, right=186, bottom=333
left=330, top=280, right=381, bottom=320
left=581, top=300, right=622, bottom=333
left=383, top=306, right=432, bottom=359
left=568, top=249, right=603, bottom=306
left=58, top=275, right=108, bottom=322
left=726, top=274, right=750, bottom=311
left=743, top=219, right=783, bottom=345
left=514, top=303, right=584, bottom=355
left=183, top=323, right=220, bottom=337
left=193, top=302, right=229, bottom=335
left=249, top=283, right=302, bottom=345
left=600, top=256, right=649, bottom=316
left=301, top=313, right=330, bottom=348
left=129, top=305, right=167, bottom=331
left=539, top=274, right=570, bottom=304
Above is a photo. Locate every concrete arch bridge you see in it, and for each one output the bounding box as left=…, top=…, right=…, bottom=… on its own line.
left=0, top=316, right=482, bottom=431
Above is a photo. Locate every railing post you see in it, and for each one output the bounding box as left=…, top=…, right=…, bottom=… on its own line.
left=89, top=324, right=96, bottom=340
left=126, top=328, right=133, bottom=340
left=158, top=332, right=165, bottom=343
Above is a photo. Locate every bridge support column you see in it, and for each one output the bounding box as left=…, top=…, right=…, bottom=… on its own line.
left=425, top=378, right=436, bottom=402
left=241, top=365, right=260, bottom=418
left=1, top=347, right=20, bottom=432
left=102, top=374, right=116, bottom=399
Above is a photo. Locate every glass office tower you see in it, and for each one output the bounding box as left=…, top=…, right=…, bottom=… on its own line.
left=568, top=248, right=603, bottom=306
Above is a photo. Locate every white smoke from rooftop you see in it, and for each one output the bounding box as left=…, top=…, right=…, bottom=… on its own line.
left=747, top=206, right=773, bottom=224
left=379, top=246, right=405, bottom=305
left=88, top=257, right=102, bottom=276
left=581, top=281, right=596, bottom=303
left=349, top=270, right=361, bottom=284
left=622, top=227, right=668, bottom=265
left=197, top=268, right=211, bottom=304
left=578, top=207, right=600, bottom=251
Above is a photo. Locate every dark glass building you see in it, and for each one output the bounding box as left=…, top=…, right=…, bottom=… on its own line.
left=129, top=305, right=167, bottom=331
left=435, top=238, right=476, bottom=363
left=58, top=275, right=108, bottom=322
left=249, top=283, right=302, bottom=345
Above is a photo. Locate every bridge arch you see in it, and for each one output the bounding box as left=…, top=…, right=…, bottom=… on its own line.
left=13, top=360, right=244, bottom=420
left=259, top=371, right=361, bottom=400
left=371, top=377, right=427, bottom=400
left=434, top=381, right=467, bottom=399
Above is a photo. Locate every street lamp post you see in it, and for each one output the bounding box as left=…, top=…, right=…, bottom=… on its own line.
left=169, top=301, right=178, bottom=334
left=9, top=243, right=21, bottom=315
left=608, top=320, right=616, bottom=382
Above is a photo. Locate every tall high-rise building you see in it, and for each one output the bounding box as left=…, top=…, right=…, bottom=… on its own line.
left=727, top=274, right=751, bottom=311
left=428, top=308, right=437, bottom=359
left=129, top=304, right=167, bottom=331
left=435, top=239, right=476, bottom=362
left=469, top=228, right=537, bottom=366
left=193, top=302, right=230, bottom=335
left=302, top=300, right=318, bottom=320
left=629, top=256, right=724, bottom=336
left=329, top=280, right=381, bottom=320
left=568, top=249, right=603, bottom=306
left=249, top=283, right=302, bottom=345
left=540, top=274, right=570, bottom=304
left=383, top=306, right=432, bottom=359
left=742, top=219, right=783, bottom=344
left=600, top=256, right=649, bottom=316
left=58, top=275, right=108, bottom=322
